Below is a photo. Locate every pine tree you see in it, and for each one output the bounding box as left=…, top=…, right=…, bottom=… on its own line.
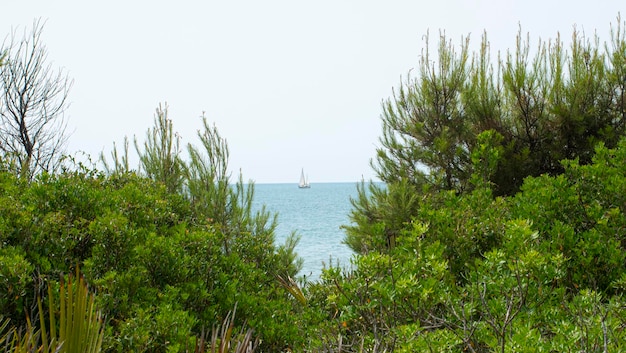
left=349, top=16, right=626, bottom=253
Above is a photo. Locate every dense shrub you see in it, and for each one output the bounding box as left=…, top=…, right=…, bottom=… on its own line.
left=316, top=140, right=626, bottom=352
left=0, top=168, right=305, bottom=352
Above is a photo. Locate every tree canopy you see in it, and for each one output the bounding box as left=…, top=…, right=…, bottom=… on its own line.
left=346, top=16, right=626, bottom=256
left=374, top=18, right=626, bottom=197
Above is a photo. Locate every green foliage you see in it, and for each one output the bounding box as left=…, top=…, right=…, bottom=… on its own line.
left=374, top=16, right=626, bottom=197
left=344, top=180, right=421, bottom=254
left=100, top=137, right=131, bottom=175
left=0, top=267, right=105, bottom=353
left=376, top=31, right=471, bottom=191
left=512, top=140, right=626, bottom=294
left=0, top=110, right=307, bottom=351
left=135, top=103, right=185, bottom=194
left=43, top=268, right=106, bottom=353
left=322, top=138, right=626, bottom=351
left=0, top=247, right=33, bottom=319
left=316, top=223, right=453, bottom=351
left=333, top=17, right=626, bottom=351
left=0, top=167, right=303, bottom=352
left=114, top=304, right=197, bottom=352
left=470, top=130, right=503, bottom=187
left=185, top=116, right=232, bottom=226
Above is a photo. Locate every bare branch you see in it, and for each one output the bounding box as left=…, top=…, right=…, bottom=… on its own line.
left=0, top=18, right=73, bottom=179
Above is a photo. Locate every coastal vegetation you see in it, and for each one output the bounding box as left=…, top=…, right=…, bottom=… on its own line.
left=2, top=14, right=626, bottom=353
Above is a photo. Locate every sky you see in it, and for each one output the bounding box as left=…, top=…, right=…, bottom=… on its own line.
left=1, top=1, right=624, bottom=183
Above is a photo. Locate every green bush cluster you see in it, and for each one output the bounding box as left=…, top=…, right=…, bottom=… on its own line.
left=311, top=16, right=626, bottom=351
left=0, top=167, right=306, bottom=351
left=0, top=105, right=306, bottom=351
left=314, top=140, right=626, bottom=351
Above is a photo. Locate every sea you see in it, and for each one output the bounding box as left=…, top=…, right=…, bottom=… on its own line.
left=252, top=182, right=360, bottom=281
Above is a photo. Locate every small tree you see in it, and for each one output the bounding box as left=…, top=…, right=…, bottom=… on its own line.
left=185, top=116, right=264, bottom=254
left=135, top=103, right=184, bottom=193
left=0, top=19, right=73, bottom=180
left=375, top=31, right=471, bottom=192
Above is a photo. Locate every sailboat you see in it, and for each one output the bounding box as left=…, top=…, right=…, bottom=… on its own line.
left=298, top=168, right=311, bottom=188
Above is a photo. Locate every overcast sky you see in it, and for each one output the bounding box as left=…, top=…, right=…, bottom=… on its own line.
left=1, top=1, right=623, bottom=183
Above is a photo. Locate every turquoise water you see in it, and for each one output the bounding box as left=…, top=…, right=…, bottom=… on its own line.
left=252, top=182, right=358, bottom=280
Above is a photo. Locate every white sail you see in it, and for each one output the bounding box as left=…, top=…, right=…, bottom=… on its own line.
left=298, top=168, right=310, bottom=188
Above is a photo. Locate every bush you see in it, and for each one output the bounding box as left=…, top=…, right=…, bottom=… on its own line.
left=319, top=139, right=626, bottom=351
left=0, top=167, right=305, bottom=352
